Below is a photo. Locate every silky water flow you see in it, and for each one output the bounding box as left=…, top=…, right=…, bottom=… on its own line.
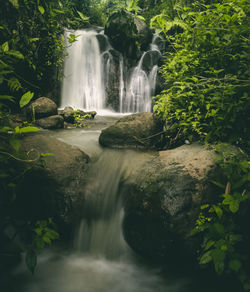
left=6, top=121, right=190, bottom=292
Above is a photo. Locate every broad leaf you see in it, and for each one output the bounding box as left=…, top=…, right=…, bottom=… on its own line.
left=38, top=5, right=45, bottom=15
left=19, top=126, right=39, bottom=133
left=6, top=50, right=24, bottom=59
left=2, top=42, right=9, bottom=52
left=19, top=91, right=34, bottom=108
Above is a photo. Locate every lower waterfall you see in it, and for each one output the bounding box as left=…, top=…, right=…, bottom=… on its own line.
left=5, top=119, right=191, bottom=292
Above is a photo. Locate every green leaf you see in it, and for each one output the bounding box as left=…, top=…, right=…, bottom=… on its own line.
left=38, top=5, right=45, bottom=15
left=10, top=138, right=20, bottom=152
left=229, top=259, right=242, bottom=272
left=0, top=126, right=12, bottom=133
left=2, top=42, right=9, bottom=52
left=205, top=240, right=215, bottom=251
left=19, top=126, right=39, bottom=133
left=53, top=9, right=64, bottom=14
left=211, top=249, right=225, bottom=274
left=40, top=153, right=54, bottom=157
left=25, top=250, right=37, bottom=274
left=200, top=204, right=210, bottom=210
left=77, top=11, right=89, bottom=22
left=0, top=95, right=15, bottom=102
left=8, top=0, right=19, bottom=8
left=213, top=205, right=223, bottom=219
left=6, top=50, right=24, bottom=59
left=29, top=38, right=39, bottom=43
left=211, top=180, right=225, bottom=189
left=19, top=91, right=34, bottom=108
left=200, top=251, right=212, bottom=264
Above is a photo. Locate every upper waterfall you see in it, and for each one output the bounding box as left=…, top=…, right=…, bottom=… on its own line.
left=60, top=29, right=161, bottom=113
left=61, top=30, right=105, bottom=111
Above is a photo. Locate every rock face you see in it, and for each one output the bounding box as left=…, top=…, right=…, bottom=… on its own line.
left=105, top=10, right=152, bottom=59
left=121, top=143, right=221, bottom=261
left=35, top=115, right=64, bottom=129
left=19, top=134, right=90, bottom=230
left=27, top=97, right=57, bottom=119
left=99, top=112, right=163, bottom=148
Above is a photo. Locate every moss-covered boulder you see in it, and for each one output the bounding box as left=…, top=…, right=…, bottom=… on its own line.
left=121, top=143, right=222, bottom=262
left=26, top=97, right=57, bottom=119
left=35, top=115, right=64, bottom=129
left=99, top=112, right=163, bottom=148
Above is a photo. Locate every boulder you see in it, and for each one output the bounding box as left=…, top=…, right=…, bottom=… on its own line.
left=121, top=143, right=221, bottom=261
left=35, top=115, right=64, bottom=129
left=105, top=10, right=152, bottom=59
left=19, top=134, right=90, bottom=231
left=99, top=112, right=163, bottom=148
left=62, top=106, right=75, bottom=123
left=26, top=97, right=57, bottom=119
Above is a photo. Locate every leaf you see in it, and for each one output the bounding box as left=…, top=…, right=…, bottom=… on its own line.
left=205, top=240, right=215, bottom=251
left=229, top=259, right=242, bottom=272
left=213, top=205, right=223, bottom=219
left=6, top=50, right=24, bottom=59
left=0, top=126, right=12, bottom=133
left=29, top=38, right=39, bottom=43
left=19, top=126, right=39, bottom=133
left=10, top=138, right=20, bottom=152
left=19, top=91, right=34, bottom=108
left=40, top=153, right=54, bottom=157
left=199, top=251, right=212, bottom=264
left=201, top=204, right=210, bottom=210
left=2, top=42, right=9, bottom=52
left=25, top=250, right=37, bottom=274
left=38, top=5, right=45, bottom=15
left=53, top=9, right=64, bottom=14
left=77, top=11, right=89, bottom=22
left=8, top=77, right=22, bottom=91
left=211, top=180, right=225, bottom=189
left=0, top=95, right=15, bottom=102
left=8, top=0, right=19, bottom=8
left=211, top=249, right=225, bottom=274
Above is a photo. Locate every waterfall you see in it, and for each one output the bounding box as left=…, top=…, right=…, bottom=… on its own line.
left=60, top=29, right=161, bottom=113
left=61, top=30, right=106, bottom=111
left=75, top=150, right=127, bottom=259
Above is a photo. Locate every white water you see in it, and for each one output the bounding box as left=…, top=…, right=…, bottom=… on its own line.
left=61, top=29, right=161, bottom=113
left=61, top=30, right=106, bottom=111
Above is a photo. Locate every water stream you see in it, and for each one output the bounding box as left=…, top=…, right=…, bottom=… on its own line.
left=5, top=117, right=192, bottom=292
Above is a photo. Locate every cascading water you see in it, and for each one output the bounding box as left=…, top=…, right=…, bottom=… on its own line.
left=61, top=30, right=106, bottom=110
left=60, top=29, right=161, bottom=113
left=6, top=124, right=189, bottom=292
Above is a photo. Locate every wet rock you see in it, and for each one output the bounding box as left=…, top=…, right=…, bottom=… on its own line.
left=121, top=143, right=222, bottom=261
left=99, top=112, right=163, bottom=148
left=96, top=34, right=109, bottom=53
left=35, top=115, right=64, bottom=129
left=26, top=97, right=57, bottom=119
left=19, top=134, right=90, bottom=231
left=105, top=10, right=152, bottom=59
left=62, top=106, right=75, bottom=123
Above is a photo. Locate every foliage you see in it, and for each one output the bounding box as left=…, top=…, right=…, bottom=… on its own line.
left=73, top=110, right=91, bottom=128
left=0, top=0, right=82, bottom=273
left=152, top=0, right=250, bottom=150
left=0, top=0, right=88, bottom=102
left=191, top=146, right=250, bottom=290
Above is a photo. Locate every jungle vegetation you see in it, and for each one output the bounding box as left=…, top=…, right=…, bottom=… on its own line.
left=0, top=0, right=249, bottom=289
